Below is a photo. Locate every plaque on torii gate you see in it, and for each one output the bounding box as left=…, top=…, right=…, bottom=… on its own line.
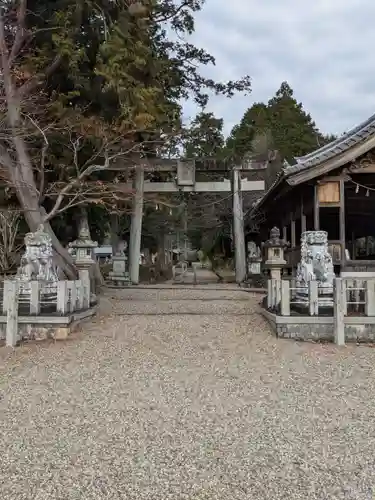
left=177, top=160, right=195, bottom=186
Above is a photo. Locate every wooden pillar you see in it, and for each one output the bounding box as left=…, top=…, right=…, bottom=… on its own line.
left=339, top=178, right=346, bottom=265
left=300, top=196, right=306, bottom=233
left=291, top=217, right=296, bottom=248
left=351, top=231, right=355, bottom=261
left=314, top=184, right=319, bottom=230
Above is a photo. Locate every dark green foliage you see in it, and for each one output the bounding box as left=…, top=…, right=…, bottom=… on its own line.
left=1, top=0, right=252, bottom=225
left=226, top=81, right=336, bottom=164
left=183, top=111, right=225, bottom=158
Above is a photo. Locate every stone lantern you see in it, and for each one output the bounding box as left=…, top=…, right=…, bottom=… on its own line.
left=68, top=218, right=98, bottom=301
left=263, top=227, right=288, bottom=281
left=68, top=221, right=97, bottom=269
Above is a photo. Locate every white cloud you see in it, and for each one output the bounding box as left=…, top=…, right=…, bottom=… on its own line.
left=182, top=0, right=375, bottom=136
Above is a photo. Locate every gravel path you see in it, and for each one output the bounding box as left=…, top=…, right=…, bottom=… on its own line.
left=1, top=286, right=375, bottom=499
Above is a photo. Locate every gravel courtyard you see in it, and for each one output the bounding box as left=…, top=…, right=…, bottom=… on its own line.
left=1, top=286, right=375, bottom=499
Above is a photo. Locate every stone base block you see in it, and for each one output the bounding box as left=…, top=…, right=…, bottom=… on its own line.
left=261, top=308, right=375, bottom=343
left=107, top=273, right=130, bottom=287
left=0, top=307, right=96, bottom=346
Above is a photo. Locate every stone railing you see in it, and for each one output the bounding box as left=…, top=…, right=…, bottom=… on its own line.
left=265, top=276, right=375, bottom=345
left=2, top=270, right=92, bottom=347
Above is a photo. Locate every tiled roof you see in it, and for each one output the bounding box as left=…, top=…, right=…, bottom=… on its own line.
left=285, top=112, right=375, bottom=174
left=248, top=112, right=375, bottom=217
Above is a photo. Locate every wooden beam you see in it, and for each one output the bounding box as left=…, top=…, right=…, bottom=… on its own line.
left=291, top=216, right=296, bottom=248
left=300, top=195, right=306, bottom=233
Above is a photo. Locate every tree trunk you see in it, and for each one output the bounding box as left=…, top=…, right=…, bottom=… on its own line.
left=1, top=145, right=77, bottom=279
left=0, top=41, right=77, bottom=279
left=0, top=30, right=77, bottom=279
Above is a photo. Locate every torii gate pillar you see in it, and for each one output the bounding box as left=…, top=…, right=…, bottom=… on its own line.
left=129, top=166, right=144, bottom=284
left=232, top=167, right=247, bottom=283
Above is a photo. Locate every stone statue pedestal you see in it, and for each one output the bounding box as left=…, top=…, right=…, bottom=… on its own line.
left=296, top=231, right=335, bottom=308
left=108, top=253, right=130, bottom=287
left=247, top=241, right=262, bottom=276
left=108, top=241, right=130, bottom=287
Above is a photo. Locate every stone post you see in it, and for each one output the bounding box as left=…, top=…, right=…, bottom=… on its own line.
left=79, top=269, right=91, bottom=309
left=70, top=281, right=77, bottom=313
left=365, top=279, right=375, bottom=316
left=334, top=278, right=345, bottom=345
left=57, top=281, right=68, bottom=315
left=6, top=281, right=19, bottom=347
left=308, top=280, right=318, bottom=316
left=75, top=280, right=83, bottom=310
left=267, top=279, right=272, bottom=309
left=281, top=280, right=290, bottom=316
left=3, top=280, right=12, bottom=315
left=30, top=281, right=40, bottom=315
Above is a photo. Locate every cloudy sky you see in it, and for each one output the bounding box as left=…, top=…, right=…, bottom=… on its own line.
left=182, top=0, right=375, bottom=138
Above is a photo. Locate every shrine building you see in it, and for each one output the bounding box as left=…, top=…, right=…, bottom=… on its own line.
left=247, top=113, right=375, bottom=274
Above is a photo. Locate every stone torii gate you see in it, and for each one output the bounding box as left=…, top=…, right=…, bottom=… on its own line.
left=124, top=160, right=265, bottom=284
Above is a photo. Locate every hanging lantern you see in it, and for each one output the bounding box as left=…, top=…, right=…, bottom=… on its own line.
left=355, top=184, right=359, bottom=194
left=366, top=189, right=370, bottom=197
